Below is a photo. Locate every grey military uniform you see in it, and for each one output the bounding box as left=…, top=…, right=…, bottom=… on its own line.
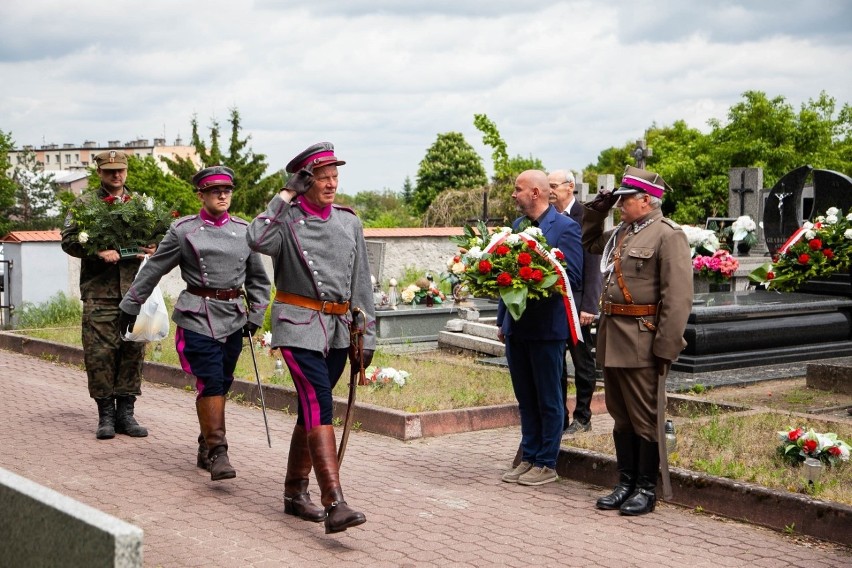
left=246, top=194, right=376, bottom=353
left=120, top=212, right=270, bottom=341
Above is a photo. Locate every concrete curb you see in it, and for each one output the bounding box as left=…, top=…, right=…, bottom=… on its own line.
left=3, top=331, right=849, bottom=546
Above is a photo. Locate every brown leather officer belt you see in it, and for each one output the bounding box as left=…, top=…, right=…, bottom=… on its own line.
left=275, top=291, right=350, bottom=315
left=186, top=285, right=243, bottom=300
left=602, top=302, right=657, bottom=317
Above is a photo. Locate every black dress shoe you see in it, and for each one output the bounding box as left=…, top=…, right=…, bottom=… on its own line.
left=596, top=484, right=635, bottom=510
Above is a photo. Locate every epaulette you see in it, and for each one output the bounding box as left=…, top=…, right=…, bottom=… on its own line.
left=174, top=214, right=198, bottom=227
left=229, top=215, right=249, bottom=226
left=332, top=204, right=357, bottom=215
left=661, top=218, right=680, bottom=229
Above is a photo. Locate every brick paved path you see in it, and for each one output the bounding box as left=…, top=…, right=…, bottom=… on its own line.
left=1, top=349, right=849, bottom=567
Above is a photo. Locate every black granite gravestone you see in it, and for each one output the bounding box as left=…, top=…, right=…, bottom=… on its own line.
left=811, top=169, right=852, bottom=217
left=763, top=165, right=811, bottom=254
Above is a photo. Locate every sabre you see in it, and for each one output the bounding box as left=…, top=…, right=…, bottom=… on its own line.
left=247, top=331, right=272, bottom=448
left=338, top=307, right=365, bottom=465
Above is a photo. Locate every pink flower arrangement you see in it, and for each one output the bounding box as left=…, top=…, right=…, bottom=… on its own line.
left=692, top=249, right=739, bottom=284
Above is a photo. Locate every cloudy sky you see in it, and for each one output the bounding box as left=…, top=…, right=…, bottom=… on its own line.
left=1, top=1, right=850, bottom=195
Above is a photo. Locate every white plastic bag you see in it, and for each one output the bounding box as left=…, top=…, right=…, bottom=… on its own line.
left=124, top=257, right=170, bottom=342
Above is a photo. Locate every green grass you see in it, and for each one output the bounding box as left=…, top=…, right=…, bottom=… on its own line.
left=564, top=411, right=852, bottom=505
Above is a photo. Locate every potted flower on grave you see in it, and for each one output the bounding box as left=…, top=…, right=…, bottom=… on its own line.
left=777, top=426, right=850, bottom=467
left=692, top=249, right=739, bottom=289
left=726, top=215, right=758, bottom=256
left=749, top=206, right=852, bottom=292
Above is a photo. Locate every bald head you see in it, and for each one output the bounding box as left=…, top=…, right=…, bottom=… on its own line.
left=512, top=170, right=551, bottom=219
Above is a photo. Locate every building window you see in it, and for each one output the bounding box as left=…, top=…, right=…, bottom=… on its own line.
left=75, top=154, right=79, bottom=162
left=46, top=155, right=50, bottom=164
left=65, top=154, right=71, bottom=163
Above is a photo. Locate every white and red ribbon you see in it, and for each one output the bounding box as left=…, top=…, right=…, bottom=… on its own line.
left=483, top=230, right=583, bottom=345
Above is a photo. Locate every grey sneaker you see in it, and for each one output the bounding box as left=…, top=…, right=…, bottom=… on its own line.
left=563, top=419, right=592, bottom=437
left=501, top=461, right=533, bottom=483
left=517, top=466, right=558, bottom=486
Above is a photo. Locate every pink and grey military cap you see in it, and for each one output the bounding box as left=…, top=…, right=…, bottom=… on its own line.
left=285, top=142, right=346, bottom=174
left=614, top=166, right=670, bottom=198
left=192, top=165, right=236, bottom=191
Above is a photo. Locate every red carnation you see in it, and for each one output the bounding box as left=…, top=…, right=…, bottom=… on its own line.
left=787, top=428, right=804, bottom=442
left=798, top=253, right=810, bottom=265
left=103, top=196, right=116, bottom=204
left=530, top=269, right=543, bottom=282
left=495, top=245, right=510, bottom=256
left=122, top=194, right=132, bottom=202
left=517, top=252, right=532, bottom=266
left=453, top=255, right=461, bottom=263
left=808, top=238, right=822, bottom=250
left=554, top=250, right=565, bottom=261
left=525, top=240, right=536, bottom=249
left=823, top=248, right=834, bottom=259
left=519, top=266, right=533, bottom=280
left=171, top=210, right=180, bottom=218
left=802, top=439, right=818, bottom=454
left=477, top=260, right=492, bottom=274
left=828, top=446, right=841, bottom=456
left=496, top=272, right=513, bottom=286
left=766, top=271, right=775, bottom=280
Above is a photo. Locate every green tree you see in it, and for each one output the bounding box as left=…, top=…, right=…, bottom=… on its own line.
left=162, top=108, right=284, bottom=217
left=0, top=130, right=18, bottom=236
left=9, top=148, right=60, bottom=224
left=412, top=132, right=487, bottom=214
left=401, top=176, right=414, bottom=205
left=473, top=113, right=510, bottom=182
left=351, top=189, right=419, bottom=228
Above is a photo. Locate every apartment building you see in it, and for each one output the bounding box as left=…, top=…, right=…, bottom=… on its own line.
left=11, top=137, right=200, bottom=174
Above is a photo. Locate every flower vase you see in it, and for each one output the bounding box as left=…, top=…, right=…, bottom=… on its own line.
left=736, top=241, right=751, bottom=256
left=709, top=282, right=731, bottom=293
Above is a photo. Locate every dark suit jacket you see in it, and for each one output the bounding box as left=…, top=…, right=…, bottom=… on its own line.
left=565, top=200, right=603, bottom=315
left=497, top=204, right=583, bottom=340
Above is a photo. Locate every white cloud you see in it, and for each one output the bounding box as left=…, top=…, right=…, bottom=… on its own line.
left=0, top=0, right=850, bottom=195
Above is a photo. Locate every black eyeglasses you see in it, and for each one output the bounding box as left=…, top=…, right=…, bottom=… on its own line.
left=203, top=188, right=234, bottom=197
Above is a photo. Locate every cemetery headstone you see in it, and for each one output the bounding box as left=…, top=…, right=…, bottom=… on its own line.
left=811, top=169, right=852, bottom=217
left=762, top=165, right=812, bottom=254
left=365, top=240, right=385, bottom=285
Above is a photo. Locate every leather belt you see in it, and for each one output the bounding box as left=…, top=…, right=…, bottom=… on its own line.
left=275, top=291, right=350, bottom=315
left=186, top=285, right=243, bottom=300
left=602, top=302, right=657, bottom=317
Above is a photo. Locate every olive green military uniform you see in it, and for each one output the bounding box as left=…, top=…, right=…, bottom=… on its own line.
left=61, top=184, right=146, bottom=399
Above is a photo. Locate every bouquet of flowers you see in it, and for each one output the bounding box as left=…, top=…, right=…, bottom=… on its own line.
left=749, top=207, right=852, bottom=292
left=777, top=426, right=850, bottom=467
left=692, top=249, right=739, bottom=284
left=363, top=366, right=409, bottom=389
left=400, top=277, right=445, bottom=305
left=727, top=215, right=758, bottom=247
left=449, top=220, right=572, bottom=322
left=68, top=192, right=177, bottom=257
left=681, top=225, right=720, bottom=257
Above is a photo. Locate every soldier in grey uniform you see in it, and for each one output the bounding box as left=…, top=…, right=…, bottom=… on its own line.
left=61, top=150, right=153, bottom=440
left=582, top=166, right=693, bottom=516
left=119, top=166, right=270, bottom=481
left=247, top=142, right=375, bottom=534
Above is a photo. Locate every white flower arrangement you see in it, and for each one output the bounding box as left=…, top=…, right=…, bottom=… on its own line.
left=78, top=231, right=89, bottom=244
left=364, top=366, right=409, bottom=389
left=681, top=225, right=719, bottom=257
left=730, top=215, right=757, bottom=241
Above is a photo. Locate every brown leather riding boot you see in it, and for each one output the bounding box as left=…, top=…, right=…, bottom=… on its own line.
left=307, top=425, right=366, bottom=534
left=284, top=425, right=325, bottom=522
left=197, top=396, right=236, bottom=481
left=197, top=433, right=210, bottom=470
